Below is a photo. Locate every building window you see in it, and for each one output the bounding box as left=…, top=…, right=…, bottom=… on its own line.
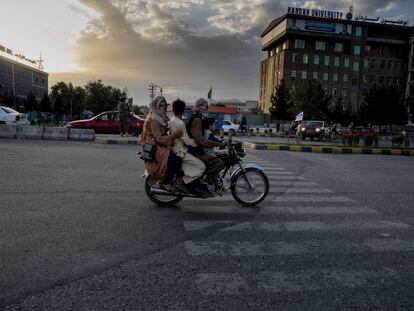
left=334, top=56, right=339, bottom=67
left=355, top=26, right=362, bottom=37
left=334, top=43, right=343, bottom=52
left=354, top=45, right=361, bottom=55
left=323, top=72, right=329, bottom=81
left=295, top=39, right=305, bottom=49
left=283, top=41, right=288, bottom=50
left=353, top=62, right=359, bottom=71
left=366, top=45, right=371, bottom=55
left=332, top=88, right=337, bottom=96
left=388, top=61, right=392, bottom=70
left=276, top=46, right=280, bottom=53
left=303, top=54, right=308, bottom=64
left=313, top=72, right=318, bottom=80
left=342, top=88, right=348, bottom=97
left=352, top=77, right=358, bottom=86
left=315, top=41, right=325, bottom=51
left=291, top=70, right=297, bottom=80
left=379, top=76, right=384, bottom=84
left=387, top=77, right=392, bottom=85
left=380, top=60, right=385, bottom=69
left=394, top=62, right=399, bottom=70
left=292, top=53, right=298, bottom=64
left=314, top=55, right=320, bottom=65
left=344, top=57, right=350, bottom=68
left=333, top=73, right=338, bottom=81
left=302, top=71, right=307, bottom=79
left=324, top=56, right=330, bottom=66
left=364, top=59, right=369, bottom=68
left=371, top=60, right=376, bottom=69
left=343, top=74, right=348, bottom=82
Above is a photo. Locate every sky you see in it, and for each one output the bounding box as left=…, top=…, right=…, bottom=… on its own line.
left=1, top=0, right=413, bottom=105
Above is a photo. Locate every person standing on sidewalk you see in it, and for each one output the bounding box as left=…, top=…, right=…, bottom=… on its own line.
left=118, top=100, right=130, bottom=136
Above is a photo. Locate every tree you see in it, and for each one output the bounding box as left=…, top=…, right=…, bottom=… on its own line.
left=84, top=80, right=128, bottom=114
left=289, top=80, right=332, bottom=119
left=269, top=79, right=292, bottom=121
left=49, top=82, right=86, bottom=118
left=39, top=94, right=51, bottom=112
left=24, top=91, right=37, bottom=112
left=360, top=84, right=406, bottom=126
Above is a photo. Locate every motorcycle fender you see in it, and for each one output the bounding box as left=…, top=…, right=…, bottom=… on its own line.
left=230, top=163, right=264, bottom=181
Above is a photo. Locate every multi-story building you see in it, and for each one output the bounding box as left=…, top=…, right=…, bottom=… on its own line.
left=0, top=45, right=48, bottom=109
left=259, top=7, right=414, bottom=114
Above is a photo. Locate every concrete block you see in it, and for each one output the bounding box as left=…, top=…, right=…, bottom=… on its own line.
left=0, top=124, right=18, bottom=138
left=43, top=127, right=69, bottom=140
left=68, top=128, right=95, bottom=141
left=16, top=125, right=44, bottom=140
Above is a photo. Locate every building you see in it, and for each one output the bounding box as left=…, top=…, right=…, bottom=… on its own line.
left=214, top=100, right=259, bottom=112
left=259, top=7, right=414, bottom=114
left=0, top=45, right=48, bottom=109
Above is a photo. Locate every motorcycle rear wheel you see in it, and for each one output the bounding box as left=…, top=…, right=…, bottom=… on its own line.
left=145, top=176, right=183, bottom=206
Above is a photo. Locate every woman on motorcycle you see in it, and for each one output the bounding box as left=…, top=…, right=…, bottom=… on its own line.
left=141, top=96, right=182, bottom=192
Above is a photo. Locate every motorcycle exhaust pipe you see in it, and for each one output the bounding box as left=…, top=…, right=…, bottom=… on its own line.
left=150, top=187, right=202, bottom=198
left=150, top=187, right=172, bottom=195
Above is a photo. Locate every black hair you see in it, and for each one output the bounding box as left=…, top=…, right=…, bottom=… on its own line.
left=203, top=117, right=215, bottom=129
left=172, top=98, right=186, bottom=115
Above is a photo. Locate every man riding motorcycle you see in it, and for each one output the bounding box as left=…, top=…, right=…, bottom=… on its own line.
left=186, top=98, right=224, bottom=193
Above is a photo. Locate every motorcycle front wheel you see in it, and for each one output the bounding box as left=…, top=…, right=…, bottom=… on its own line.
left=144, top=176, right=183, bottom=206
left=231, top=167, right=269, bottom=206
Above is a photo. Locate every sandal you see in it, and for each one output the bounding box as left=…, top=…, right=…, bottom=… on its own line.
left=160, top=184, right=177, bottom=192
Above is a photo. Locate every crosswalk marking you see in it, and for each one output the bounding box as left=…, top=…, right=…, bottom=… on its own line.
left=195, top=267, right=399, bottom=295
left=183, top=220, right=410, bottom=231
left=220, top=220, right=411, bottom=232
left=285, top=188, right=333, bottom=193
left=185, top=238, right=414, bottom=256
left=261, top=206, right=378, bottom=214
left=272, top=195, right=354, bottom=202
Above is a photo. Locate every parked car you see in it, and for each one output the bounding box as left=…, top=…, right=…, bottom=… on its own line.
left=299, top=120, right=328, bottom=141
left=67, top=111, right=144, bottom=136
left=0, top=106, right=30, bottom=125
left=221, top=120, right=240, bottom=135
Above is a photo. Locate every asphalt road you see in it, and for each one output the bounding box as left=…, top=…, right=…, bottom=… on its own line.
left=1, top=139, right=414, bottom=310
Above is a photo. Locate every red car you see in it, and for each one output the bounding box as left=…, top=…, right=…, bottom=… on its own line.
left=67, top=111, right=144, bottom=136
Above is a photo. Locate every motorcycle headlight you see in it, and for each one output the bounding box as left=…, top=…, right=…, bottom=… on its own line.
left=300, top=127, right=305, bottom=131
left=315, top=128, right=321, bottom=132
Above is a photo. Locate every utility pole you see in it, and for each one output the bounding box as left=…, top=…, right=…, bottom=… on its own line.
left=148, top=82, right=163, bottom=101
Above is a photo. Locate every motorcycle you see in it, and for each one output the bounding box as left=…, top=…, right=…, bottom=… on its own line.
left=141, top=141, right=269, bottom=207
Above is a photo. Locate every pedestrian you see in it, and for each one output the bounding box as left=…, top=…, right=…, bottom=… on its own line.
left=118, top=100, right=130, bottom=136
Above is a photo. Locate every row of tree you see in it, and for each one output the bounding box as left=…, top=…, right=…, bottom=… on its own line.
left=269, top=79, right=411, bottom=126
left=0, top=80, right=133, bottom=118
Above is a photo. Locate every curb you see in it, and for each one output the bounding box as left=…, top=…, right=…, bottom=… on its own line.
left=95, top=137, right=140, bottom=145
left=243, top=142, right=414, bottom=156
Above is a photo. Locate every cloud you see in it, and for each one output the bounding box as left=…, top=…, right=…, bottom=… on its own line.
left=58, top=0, right=414, bottom=104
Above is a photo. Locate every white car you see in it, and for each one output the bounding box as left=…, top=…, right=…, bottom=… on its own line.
left=221, top=120, right=239, bottom=135
left=0, top=106, right=30, bottom=125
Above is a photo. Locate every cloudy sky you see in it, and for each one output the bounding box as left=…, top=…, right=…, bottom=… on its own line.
left=1, top=0, right=413, bottom=105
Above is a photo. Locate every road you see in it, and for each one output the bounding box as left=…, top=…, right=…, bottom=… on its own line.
left=1, top=139, right=414, bottom=310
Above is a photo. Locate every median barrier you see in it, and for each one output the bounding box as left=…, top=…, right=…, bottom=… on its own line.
left=43, top=127, right=69, bottom=140
left=16, top=125, right=44, bottom=139
left=0, top=124, right=18, bottom=138
left=69, top=128, right=95, bottom=141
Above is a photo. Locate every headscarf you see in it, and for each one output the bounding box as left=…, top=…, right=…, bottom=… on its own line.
left=149, top=96, right=168, bottom=126
left=194, top=98, right=209, bottom=119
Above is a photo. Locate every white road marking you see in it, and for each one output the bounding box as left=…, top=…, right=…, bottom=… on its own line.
left=185, top=238, right=414, bottom=256
left=272, top=196, right=354, bottom=202
left=195, top=268, right=399, bottom=295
